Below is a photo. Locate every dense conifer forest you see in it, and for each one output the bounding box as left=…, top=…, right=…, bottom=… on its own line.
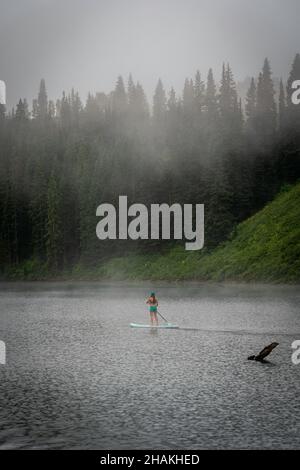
left=0, top=55, right=300, bottom=277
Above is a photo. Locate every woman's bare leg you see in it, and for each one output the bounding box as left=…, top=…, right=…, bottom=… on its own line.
left=150, top=312, right=154, bottom=325
left=154, top=312, right=158, bottom=325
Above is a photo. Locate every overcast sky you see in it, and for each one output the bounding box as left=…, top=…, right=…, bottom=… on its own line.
left=0, top=0, right=300, bottom=108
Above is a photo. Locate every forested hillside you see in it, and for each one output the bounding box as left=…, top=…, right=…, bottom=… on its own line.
left=0, top=55, right=300, bottom=279
left=88, top=182, right=299, bottom=283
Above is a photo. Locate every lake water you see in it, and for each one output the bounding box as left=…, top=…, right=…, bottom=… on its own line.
left=0, top=282, right=299, bottom=450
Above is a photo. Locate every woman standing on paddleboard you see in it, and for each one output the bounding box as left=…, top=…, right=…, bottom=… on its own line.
left=146, top=292, right=158, bottom=326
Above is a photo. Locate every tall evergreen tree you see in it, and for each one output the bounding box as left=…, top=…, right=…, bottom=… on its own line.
left=153, top=79, right=167, bottom=124
left=167, top=87, right=177, bottom=112
left=85, top=93, right=100, bottom=122
left=245, top=77, right=256, bottom=126
left=183, top=78, right=194, bottom=115
left=37, top=79, right=48, bottom=119
left=205, top=68, right=218, bottom=123
left=112, top=75, right=127, bottom=115
left=194, top=70, right=205, bottom=114
left=278, top=79, right=286, bottom=132
left=46, top=174, right=63, bottom=270
left=70, top=89, right=82, bottom=125
left=255, top=58, right=277, bottom=139
left=60, top=91, right=72, bottom=128
left=30, top=163, right=48, bottom=260
left=127, top=76, right=149, bottom=123
left=219, top=64, right=241, bottom=135
left=15, top=99, right=29, bottom=121
left=127, top=74, right=136, bottom=109
left=134, top=82, right=149, bottom=120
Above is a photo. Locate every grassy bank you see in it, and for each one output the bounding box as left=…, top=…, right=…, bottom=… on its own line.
left=3, top=182, right=300, bottom=283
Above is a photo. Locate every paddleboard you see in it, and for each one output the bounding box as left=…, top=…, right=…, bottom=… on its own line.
left=130, top=323, right=179, bottom=329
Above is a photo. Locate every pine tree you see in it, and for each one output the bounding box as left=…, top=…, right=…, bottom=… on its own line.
left=167, top=87, right=177, bottom=112
left=219, top=63, right=229, bottom=118
left=127, top=76, right=149, bottom=123
left=245, top=77, right=256, bottom=125
left=135, top=82, right=149, bottom=119
left=112, top=75, right=127, bottom=115
left=60, top=91, right=72, bottom=128
left=153, top=79, right=166, bottom=124
left=95, top=92, right=108, bottom=115
left=194, top=70, right=205, bottom=114
left=37, top=79, right=48, bottom=119
left=70, top=89, right=82, bottom=125
left=205, top=68, right=218, bottom=122
left=127, top=74, right=136, bottom=109
left=166, top=87, right=180, bottom=145
left=46, top=174, right=63, bottom=270
left=85, top=93, right=99, bottom=121
left=29, top=163, right=48, bottom=260
left=255, top=58, right=277, bottom=139
left=183, top=78, right=194, bottom=115
left=278, top=79, right=286, bottom=132
left=219, top=64, right=241, bottom=135
left=15, top=99, right=29, bottom=121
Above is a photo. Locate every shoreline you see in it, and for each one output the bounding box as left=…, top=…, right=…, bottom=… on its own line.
left=1, top=278, right=299, bottom=288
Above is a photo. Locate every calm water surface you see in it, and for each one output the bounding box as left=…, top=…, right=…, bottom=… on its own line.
left=0, top=282, right=299, bottom=449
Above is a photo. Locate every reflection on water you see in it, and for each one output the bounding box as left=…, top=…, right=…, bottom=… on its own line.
left=0, top=282, right=299, bottom=449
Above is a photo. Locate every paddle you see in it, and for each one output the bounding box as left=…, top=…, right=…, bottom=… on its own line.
left=156, top=310, right=170, bottom=324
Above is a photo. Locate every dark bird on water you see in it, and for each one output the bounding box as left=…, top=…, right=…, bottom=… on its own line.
left=248, top=342, right=279, bottom=362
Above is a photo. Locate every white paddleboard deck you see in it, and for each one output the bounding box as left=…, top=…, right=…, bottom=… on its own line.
left=130, top=323, right=179, bottom=329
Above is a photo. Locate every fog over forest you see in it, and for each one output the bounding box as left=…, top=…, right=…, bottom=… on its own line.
left=0, top=0, right=300, bottom=276
left=0, top=52, right=300, bottom=273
